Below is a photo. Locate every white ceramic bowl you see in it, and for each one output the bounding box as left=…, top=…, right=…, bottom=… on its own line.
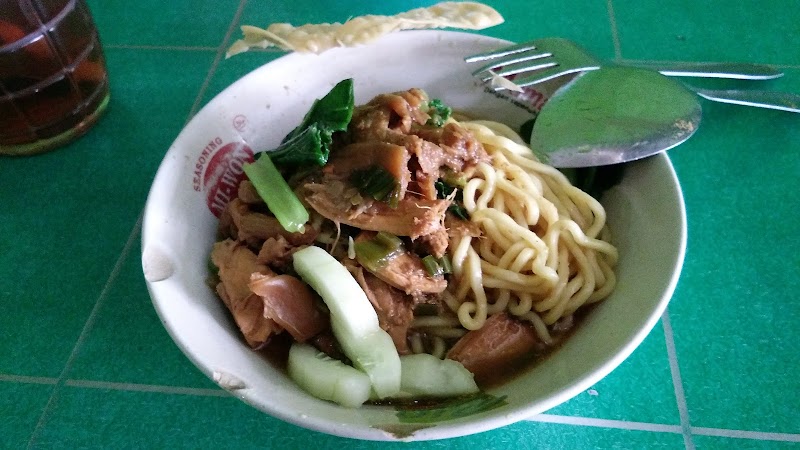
left=141, top=30, right=686, bottom=441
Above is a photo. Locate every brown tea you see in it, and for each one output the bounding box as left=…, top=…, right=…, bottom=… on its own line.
left=0, top=0, right=109, bottom=155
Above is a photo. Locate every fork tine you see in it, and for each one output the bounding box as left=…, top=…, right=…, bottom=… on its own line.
left=464, top=41, right=540, bottom=63
left=485, top=57, right=558, bottom=78
left=470, top=51, right=553, bottom=76
left=512, top=66, right=599, bottom=88
left=467, top=37, right=603, bottom=90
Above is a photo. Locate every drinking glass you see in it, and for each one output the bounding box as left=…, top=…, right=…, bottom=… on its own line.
left=0, top=0, right=110, bottom=155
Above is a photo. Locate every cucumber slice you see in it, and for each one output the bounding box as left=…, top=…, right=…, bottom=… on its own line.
left=288, top=343, right=371, bottom=408
left=293, top=246, right=401, bottom=398
left=334, top=326, right=400, bottom=399
left=399, top=354, right=479, bottom=397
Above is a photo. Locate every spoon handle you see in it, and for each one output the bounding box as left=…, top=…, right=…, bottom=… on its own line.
left=692, top=88, right=800, bottom=113
left=623, top=61, right=783, bottom=80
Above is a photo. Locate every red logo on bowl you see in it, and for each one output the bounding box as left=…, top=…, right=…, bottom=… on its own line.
left=195, top=140, right=254, bottom=217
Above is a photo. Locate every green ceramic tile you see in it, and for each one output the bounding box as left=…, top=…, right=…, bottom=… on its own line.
left=547, top=320, right=680, bottom=425
left=481, top=0, right=617, bottom=59
left=86, top=0, right=241, bottom=47
left=64, top=235, right=216, bottom=388
left=32, top=385, right=685, bottom=449
left=694, top=435, right=800, bottom=450
left=197, top=50, right=283, bottom=111
left=0, top=48, right=214, bottom=378
left=613, top=0, right=800, bottom=65
left=667, top=69, right=800, bottom=434
left=0, top=381, right=54, bottom=449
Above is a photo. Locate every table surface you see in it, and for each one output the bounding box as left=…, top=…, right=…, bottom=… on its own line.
left=2, top=1, right=799, bottom=449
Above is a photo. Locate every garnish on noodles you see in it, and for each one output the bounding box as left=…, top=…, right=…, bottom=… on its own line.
left=209, top=78, right=618, bottom=407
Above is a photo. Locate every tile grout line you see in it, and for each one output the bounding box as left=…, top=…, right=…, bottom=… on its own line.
left=529, top=414, right=682, bottom=434
left=64, top=379, right=229, bottom=398
left=25, top=213, right=144, bottom=450
left=0, top=374, right=58, bottom=385
left=105, top=44, right=217, bottom=52
left=691, top=427, right=800, bottom=443
left=6, top=371, right=799, bottom=443
left=184, top=0, right=249, bottom=122
left=662, top=310, right=695, bottom=450
left=605, top=0, right=622, bottom=59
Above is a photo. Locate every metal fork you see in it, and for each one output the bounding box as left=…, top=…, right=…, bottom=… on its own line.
left=466, top=38, right=800, bottom=113
left=465, top=37, right=783, bottom=89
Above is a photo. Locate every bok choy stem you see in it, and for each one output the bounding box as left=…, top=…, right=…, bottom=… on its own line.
left=242, top=153, right=309, bottom=233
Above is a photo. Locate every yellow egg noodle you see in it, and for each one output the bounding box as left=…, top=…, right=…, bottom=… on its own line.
left=226, top=2, right=503, bottom=57
left=413, top=119, right=618, bottom=347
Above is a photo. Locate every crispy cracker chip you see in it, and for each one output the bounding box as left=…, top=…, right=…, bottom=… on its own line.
left=226, top=2, right=503, bottom=57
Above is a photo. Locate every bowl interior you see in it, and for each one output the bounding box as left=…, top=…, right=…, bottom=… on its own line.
left=142, top=30, right=686, bottom=441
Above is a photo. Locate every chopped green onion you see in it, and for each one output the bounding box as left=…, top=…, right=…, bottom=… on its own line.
left=374, top=231, right=403, bottom=250
left=438, top=254, right=453, bottom=274
left=242, top=153, right=309, bottom=233
left=353, top=232, right=404, bottom=272
left=422, top=255, right=444, bottom=277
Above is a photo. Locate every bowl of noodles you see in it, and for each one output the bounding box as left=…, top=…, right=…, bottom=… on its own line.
left=141, top=30, right=686, bottom=441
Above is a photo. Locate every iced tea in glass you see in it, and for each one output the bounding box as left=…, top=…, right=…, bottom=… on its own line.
left=0, top=0, right=110, bottom=155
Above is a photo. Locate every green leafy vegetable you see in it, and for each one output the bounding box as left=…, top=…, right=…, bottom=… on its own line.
left=242, top=153, right=309, bottom=233
left=426, top=98, right=452, bottom=127
left=350, top=165, right=400, bottom=207
left=268, top=78, right=355, bottom=167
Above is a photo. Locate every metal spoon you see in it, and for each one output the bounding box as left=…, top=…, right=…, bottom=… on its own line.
left=530, top=66, right=702, bottom=168
left=690, top=86, right=800, bottom=113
